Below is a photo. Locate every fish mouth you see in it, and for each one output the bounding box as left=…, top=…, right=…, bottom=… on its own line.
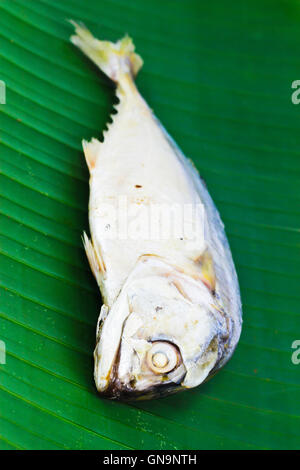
left=93, top=262, right=232, bottom=399
left=98, top=339, right=186, bottom=401
left=95, top=334, right=224, bottom=400
left=94, top=325, right=225, bottom=400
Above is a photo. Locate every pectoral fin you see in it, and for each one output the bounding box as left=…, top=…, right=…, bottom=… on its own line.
left=195, top=249, right=216, bottom=292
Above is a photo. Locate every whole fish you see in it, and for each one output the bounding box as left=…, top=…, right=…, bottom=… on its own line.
left=70, top=22, right=242, bottom=400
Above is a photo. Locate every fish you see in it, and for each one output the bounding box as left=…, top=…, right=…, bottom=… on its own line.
left=70, top=22, right=242, bottom=400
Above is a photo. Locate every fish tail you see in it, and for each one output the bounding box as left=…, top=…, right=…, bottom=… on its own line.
left=70, top=21, right=143, bottom=84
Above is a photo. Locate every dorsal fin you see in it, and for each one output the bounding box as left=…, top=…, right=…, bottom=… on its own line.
left=82, top=138, right=101, bottom=173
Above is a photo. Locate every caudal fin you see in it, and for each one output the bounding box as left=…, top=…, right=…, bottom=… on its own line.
left=70, top=21, right=143, bottom=83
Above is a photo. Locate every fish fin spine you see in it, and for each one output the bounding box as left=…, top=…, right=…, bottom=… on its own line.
left=82, top=138, right=101, bottom=173
left=70, top=21, right=143, bottom=84
left=82, top=231, right=106, bottom=284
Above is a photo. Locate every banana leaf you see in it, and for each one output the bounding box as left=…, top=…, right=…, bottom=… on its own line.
left=0, top=0, right=299, bottom=450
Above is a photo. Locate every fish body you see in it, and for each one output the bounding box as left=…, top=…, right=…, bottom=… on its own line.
left=70, top=23, right=242, bottom=400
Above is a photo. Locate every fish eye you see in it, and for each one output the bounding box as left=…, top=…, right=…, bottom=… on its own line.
left=146, top=341, right=180, bottom=374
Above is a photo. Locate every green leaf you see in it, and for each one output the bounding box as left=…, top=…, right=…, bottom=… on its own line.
left=1, top=0, right=299, bottom=450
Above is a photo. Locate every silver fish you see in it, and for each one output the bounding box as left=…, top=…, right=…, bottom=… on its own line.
left=70, top=22, right=242, bottom=400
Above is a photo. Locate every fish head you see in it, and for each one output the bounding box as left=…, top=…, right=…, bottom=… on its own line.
left=94, top=256, right=231, bottom=400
